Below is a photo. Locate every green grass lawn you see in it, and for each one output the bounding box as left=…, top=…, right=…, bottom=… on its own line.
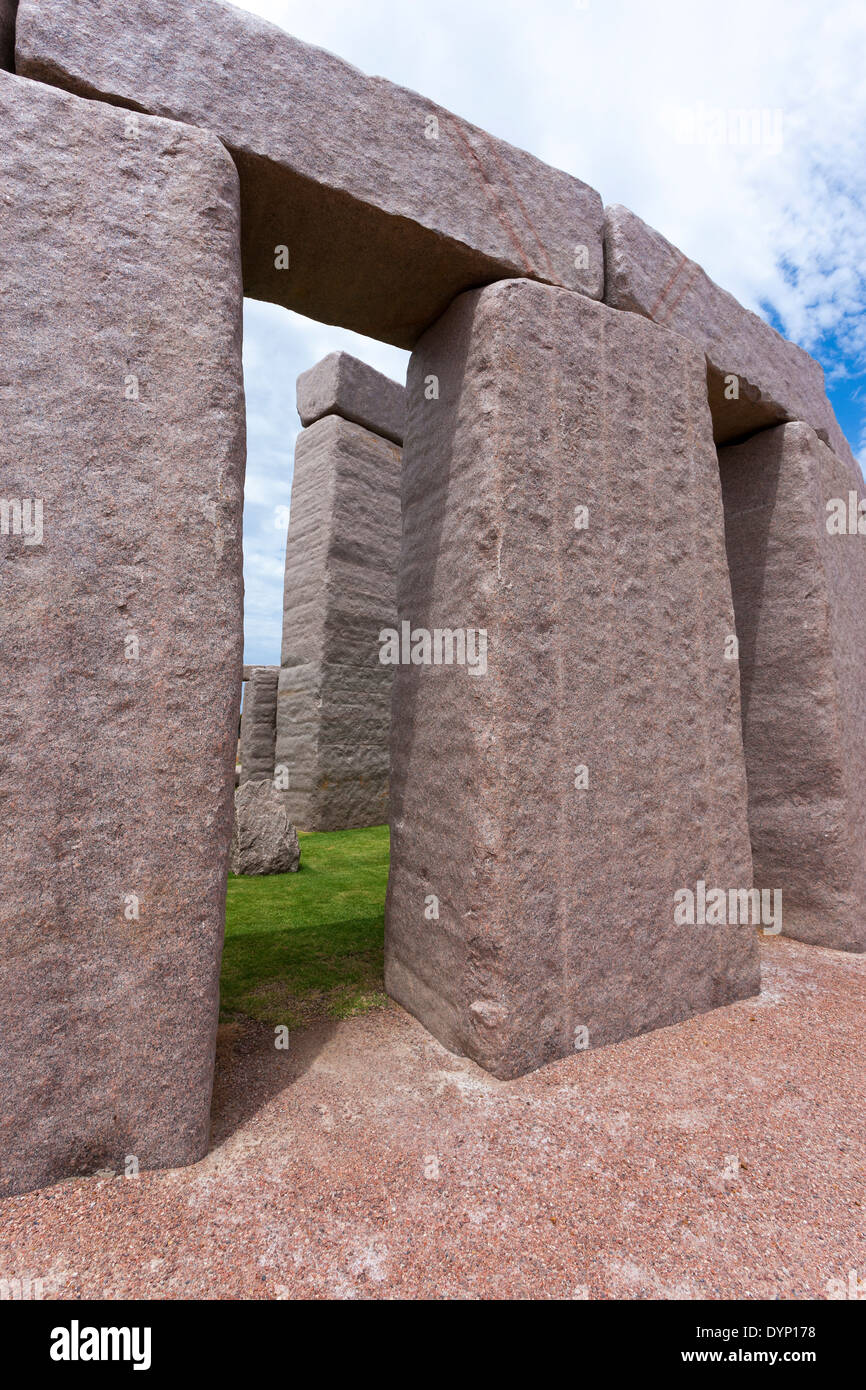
left=220, top=823, right=390, bottom=1030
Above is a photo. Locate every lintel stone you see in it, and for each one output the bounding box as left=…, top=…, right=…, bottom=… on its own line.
left=17, top=0, right=605, bottom=348
left=297, top=352, right=406, bottom=445
left=604, top=203, right=856, bottom=471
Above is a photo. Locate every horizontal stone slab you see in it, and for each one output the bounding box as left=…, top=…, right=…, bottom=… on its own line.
left=17, top=0, right=605, bottom=347
left=297, top=352, right=406, bottom=445
left=603, top=203, right=856, bottom=470
left=242, top=663, right=278, bottom=683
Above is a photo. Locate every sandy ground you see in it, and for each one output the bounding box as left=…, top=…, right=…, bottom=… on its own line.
left=1, top=936, right=864, bottom=1300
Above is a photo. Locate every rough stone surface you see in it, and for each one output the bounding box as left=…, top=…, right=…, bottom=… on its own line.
left=0, top=0, right=15, bottom=70
left=0, top=937, right=862, bottom=1301
left=386, top=278, right=760, bottom=1080
left=719, top=422, right=866, bottom=952
left=297, top=352, right=406, bottom=445
left=239, top=665, right=278, bottom=785
left=16, top=0, right=605, bottom=348
left=277, top=411, right=401, bottom=830
left=229, top=780, right=300, bottom=876
left=0, top=72, right=245, bottom=1197
left=604, top=204, right=857, bottom=473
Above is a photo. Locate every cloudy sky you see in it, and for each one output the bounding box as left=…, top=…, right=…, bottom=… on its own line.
left=237, top=0, right=866, bottom=665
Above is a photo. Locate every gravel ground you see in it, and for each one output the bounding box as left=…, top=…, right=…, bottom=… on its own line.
left=1, top=936, right=864, bottom=1300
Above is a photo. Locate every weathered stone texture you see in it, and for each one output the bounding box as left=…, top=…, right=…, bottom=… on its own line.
left=0, top=0, right=15, bottom=70
left=230, top=780, right=300, bottom=876
left=385, top=279, right=759, bottom=1079
left=239, top=665, right=278, bottom=784
left=719, top=422, right=866, bottom=951
left=277, top=410, right=401, bottom=830
left=604, top=204, right=857, bottom=472
left=16, top=0, right=605, bottom=347
left=0, top=72, right=245, bottom=1196
left=297, top=352, right=406, bottom=445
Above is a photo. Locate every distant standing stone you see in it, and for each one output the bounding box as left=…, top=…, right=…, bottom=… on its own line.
left=230, top=780, right=301, bottom=876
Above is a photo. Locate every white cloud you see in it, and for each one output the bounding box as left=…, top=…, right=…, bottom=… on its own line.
left=236, top=0, right=866, bottom=657
left=240, top=300, right=408, bottom=663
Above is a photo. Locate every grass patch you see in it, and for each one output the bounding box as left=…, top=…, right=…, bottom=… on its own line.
left=221, top=823, right=389, bottom=1030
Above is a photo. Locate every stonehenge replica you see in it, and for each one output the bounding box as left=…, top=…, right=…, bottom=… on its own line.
left=0, top=0, right=863, bottom=1196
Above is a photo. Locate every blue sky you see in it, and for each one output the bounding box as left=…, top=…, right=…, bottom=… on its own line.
left=236, top=0, right=866, bottom=665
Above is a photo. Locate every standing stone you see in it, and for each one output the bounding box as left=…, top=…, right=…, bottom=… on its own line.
left=0, top=72, right=245, bottom=1196
left=230, top=780, right=300, bottom=877
left=239, top=665, right=278, bottom=785
left=604, top=204, right=857, bottom=472
left=719, top=422, right=866, bottom=951
left=385, top=278, right=759, bottom=1079
left=277, top=357, right=403, bottom=829
left=16, top=0, right=604, bottom=347
left=0, top=0, right=15, bottom=70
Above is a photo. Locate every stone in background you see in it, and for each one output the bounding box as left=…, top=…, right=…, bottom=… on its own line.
left=297, top=351, right=407, bottom=445
left=277, top=354, right=403, bottom=830
left=720, top=422, right=866, bottom=951
left=238, top=664, right=278, bottom=785
left=230, top=780, right=300, bottom=876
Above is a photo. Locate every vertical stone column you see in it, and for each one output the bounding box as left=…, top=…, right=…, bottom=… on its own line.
left=719, top=422, right=866, bottom=951
left=276, top=353, right=404, bottom=829
left=239, top=665, right=278, bottom=784
left=0, top=1, right=15, bottom=72
left=0, top=74, right=245, bottom=1195
left=385, top=278, right=759, bottom=1079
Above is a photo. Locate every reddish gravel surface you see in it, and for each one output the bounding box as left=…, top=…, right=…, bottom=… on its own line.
left=2, top=937, right=864, bottom=1300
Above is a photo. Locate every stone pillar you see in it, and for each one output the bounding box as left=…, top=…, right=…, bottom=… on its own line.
left=239, top=664, right=278, bottom=784
left=0, top=1, right=16, bottom=71
left=0, top=72, right=245, bottom=1195
left=385, top=278, right=760, bottom=1080
left=719, top=422, right=866, bottom=951
left=276, top=353, right=403, bottom=830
